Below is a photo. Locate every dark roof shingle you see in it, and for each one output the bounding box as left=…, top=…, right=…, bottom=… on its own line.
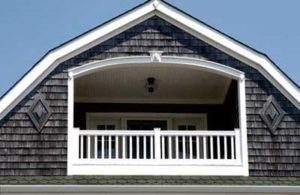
left=1, top=176, right=300, bottom=186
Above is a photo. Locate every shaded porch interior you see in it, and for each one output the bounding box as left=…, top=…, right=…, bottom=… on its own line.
left=72, top=64, right=240, bottom=161
left=74, top=64, right=239, bottom=130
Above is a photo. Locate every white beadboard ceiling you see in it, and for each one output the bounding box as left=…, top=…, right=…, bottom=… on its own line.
left=74, top=65, right=232, bottom=104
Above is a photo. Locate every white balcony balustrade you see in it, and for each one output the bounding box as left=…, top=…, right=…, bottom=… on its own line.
left=68, top=128, right=245, bottom=175
left=75, top=128, right=240, bottom=163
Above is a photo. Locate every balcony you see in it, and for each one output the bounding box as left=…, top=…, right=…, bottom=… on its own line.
left=67, top=56, right=248, bottom=176
left=77, top=128, right=240, bottom=162
left=68, top=128, right=242, bottom=175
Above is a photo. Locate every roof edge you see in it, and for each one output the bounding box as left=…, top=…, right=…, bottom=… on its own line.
left=2, top=185, right=300, bottom=194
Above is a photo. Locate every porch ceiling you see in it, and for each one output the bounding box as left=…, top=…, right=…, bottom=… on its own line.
left=74, top=65, right=232, bottom=104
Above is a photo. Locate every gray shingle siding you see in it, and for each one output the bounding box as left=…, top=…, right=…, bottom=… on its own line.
left=0, top=16, right=299, bottom=176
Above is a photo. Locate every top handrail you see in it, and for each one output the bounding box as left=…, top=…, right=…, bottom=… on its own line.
left=76, top=129, right=238, bottom=136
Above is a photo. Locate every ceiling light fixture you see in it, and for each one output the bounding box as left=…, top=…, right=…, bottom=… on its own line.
left=145, top=77, right=157, bottom=93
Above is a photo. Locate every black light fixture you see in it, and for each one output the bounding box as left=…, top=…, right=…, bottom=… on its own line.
left=145, top=77, right=157, bottom=93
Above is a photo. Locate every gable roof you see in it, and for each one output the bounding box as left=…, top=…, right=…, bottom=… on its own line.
left=0, top=0, right=299, bottom=120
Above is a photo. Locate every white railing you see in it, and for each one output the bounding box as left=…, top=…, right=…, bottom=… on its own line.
left=76, top=128, right=240, bottom=163
left=78, top=130, right=155, bottom=160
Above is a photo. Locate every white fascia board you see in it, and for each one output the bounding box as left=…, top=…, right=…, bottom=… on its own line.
left=1, top=185, right=300, bottom=194
left=156, top=1, right=300, bottom=109
left=0, top=1, right=156, bottom=120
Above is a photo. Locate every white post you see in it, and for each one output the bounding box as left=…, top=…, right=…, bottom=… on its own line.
left=67, top=74, right=75, bottom=175
left=238, top=75, right=249, bottom=176
left=235, top=128, right=241, bottom=163
left=73, top=128, right=80, bottom=159
left=154, top=128, right=161, bottom=160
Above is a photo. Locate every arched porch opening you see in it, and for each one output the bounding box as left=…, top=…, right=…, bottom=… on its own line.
left=67, top=55, right=248, bottom=176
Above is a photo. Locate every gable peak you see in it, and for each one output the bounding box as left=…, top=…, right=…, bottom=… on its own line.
left=151, top=0, right=161, bottom=9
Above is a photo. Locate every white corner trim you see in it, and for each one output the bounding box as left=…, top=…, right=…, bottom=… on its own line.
left=238, top=75, right=249, bottom=176
left=0, top=0, right=299, bottom=121
left=2, top=185, right=300, bottom=194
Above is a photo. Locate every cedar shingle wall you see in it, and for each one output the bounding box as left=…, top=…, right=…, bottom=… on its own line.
left=0, top=16, right=299, bottom=176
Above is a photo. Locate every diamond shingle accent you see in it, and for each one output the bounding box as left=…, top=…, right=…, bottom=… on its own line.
left=28, top=94, right=51, bottom=133
left=259, top=96, right=285, bottom=135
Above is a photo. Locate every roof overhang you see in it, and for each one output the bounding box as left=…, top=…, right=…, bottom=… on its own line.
left=2, top=185, right=300, bottom=194
left=0, top=0, right=299, bottom=120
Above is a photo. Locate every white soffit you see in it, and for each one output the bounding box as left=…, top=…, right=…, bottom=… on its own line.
left=0, top=0, right=299, bottom=120
left=74, top=65, right=232, bottom=104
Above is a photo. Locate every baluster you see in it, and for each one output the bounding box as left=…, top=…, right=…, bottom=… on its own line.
left=108, top=136, right=111, bottom=159
left=182, top=136, right=186, bottom=159
left=175, top=136, right=179, bottom=159
left=95, top=136, right=98, bottom=159
left=122, top=136, right=126, bottom=159
left=129, top=136, right=132, bottom=159
left=137, top=136, right=140, bottom=159
left=196, top=136, right=200, bottom=159
left=203, top=136, right=207, bottom=160
left=217, top=136, right=220, bottom=160
left=87, top=136, right=91, bottom=159
left=80, top=135, right=84, bottom=159
left=231, top=136, right=234, bottom=160
left=162, top=136, right=165, bottom=159
left=189, top=136, right=192, bottom=159
left=224, top=136, right=228, bottom=160
left=143, top=136, right=146, bottom=159
left=101, top=136, right=105, bottom=159
left=116, top=136, right=119, bottom=159
left=168, top=136, right=172, bottom=159
left=150, top=136, right=154, bottom=159
left=210, top=136, right=213, bottom=159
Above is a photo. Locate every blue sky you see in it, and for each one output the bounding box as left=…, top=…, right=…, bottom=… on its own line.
left=0, top=0, right=299, bottom=96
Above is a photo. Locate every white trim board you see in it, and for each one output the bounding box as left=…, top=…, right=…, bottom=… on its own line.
left=75, top=97, right=226, bottom=105
left=0, top=0, right=299, bottom=121
left=69, top=56, right=244, bottom=79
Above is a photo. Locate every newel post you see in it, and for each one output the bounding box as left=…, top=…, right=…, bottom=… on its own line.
left=154, top=128, right=161, bottom=160
left=234, top=128, right=241, bottom=163
left=73, top=128, right=80, bottom=160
